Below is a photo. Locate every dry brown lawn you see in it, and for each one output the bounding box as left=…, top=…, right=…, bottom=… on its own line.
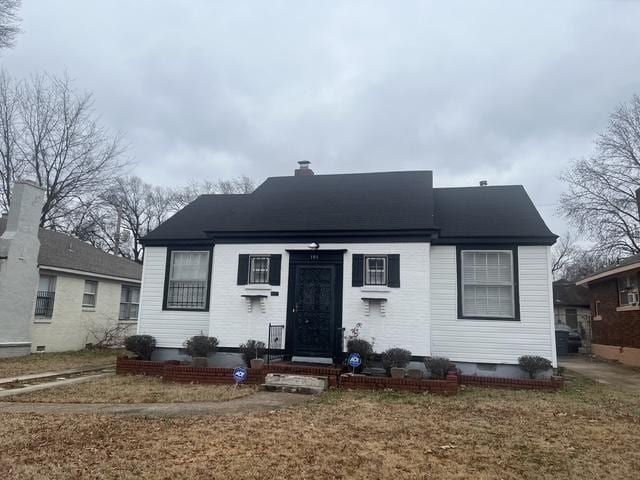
left=0, top=349, right=122, bottom=378
left=7, top=375, right=257, bottom=404
left=0, top=375, right=639, bottom=479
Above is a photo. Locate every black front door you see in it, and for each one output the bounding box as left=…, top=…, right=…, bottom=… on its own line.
left=286, top=251, right=343, bottom=358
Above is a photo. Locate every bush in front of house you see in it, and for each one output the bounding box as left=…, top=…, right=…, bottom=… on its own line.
left=518, top=355, right=552, bottom=379
left=381, top=348, right=412, bottom=373
left=424, top=356, right=454, bottom=380
left=239, top=339, right=266, bottom=366
left=124, top=334, right=156, bottom=361
left=346, top=338, right=375, bottom=368
left=183, top=335, right=219, bottom=358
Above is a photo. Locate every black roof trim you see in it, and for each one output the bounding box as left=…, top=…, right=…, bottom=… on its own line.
left=431, top=236, right=557, bottom=246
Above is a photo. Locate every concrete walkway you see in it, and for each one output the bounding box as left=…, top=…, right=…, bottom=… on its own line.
left=560, top=355, right=640, bottom=394
left=0, top=391, right=312, bottom=417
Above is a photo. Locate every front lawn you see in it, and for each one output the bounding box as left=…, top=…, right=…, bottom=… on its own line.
left=7, top=374, right=257, bottom=404
left=1, top=374, right=639, bottom=479
left=0, top=349, right=123, bottom=378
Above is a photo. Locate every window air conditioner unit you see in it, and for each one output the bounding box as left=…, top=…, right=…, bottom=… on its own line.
left=628, top=291, right=639, bottom=305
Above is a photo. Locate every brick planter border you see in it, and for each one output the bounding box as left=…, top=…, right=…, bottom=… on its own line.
left=117, top=357, right=562, bottom=393
left=459, top=374, right=564, bottom=390
left=339, top=371, right=459, bottom=395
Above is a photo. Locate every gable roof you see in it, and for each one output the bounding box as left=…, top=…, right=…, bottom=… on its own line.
left=432, top=185, right=556, bottom=243
left=142, top=170, right=557, bottom=245
left=0, top=218, right=142, bottom=281
left=553, top=280, right=590, bottom=307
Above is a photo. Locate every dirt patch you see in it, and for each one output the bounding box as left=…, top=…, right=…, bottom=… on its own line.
left=6, top=375, right=258, bottom=404
left=0, top=350, right=122, bottom=378
left=1, top=375, right=639, bottom=479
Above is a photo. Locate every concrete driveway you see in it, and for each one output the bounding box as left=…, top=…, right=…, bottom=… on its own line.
left=560, top=355, right=640, bottom=394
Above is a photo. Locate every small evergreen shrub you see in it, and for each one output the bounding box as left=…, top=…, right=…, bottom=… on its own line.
left=424, top=356, right=454, bottom=380
left=239, top=339, right=266, bottom=366
left=381, top=348, right=412, bottom=372
left=124, top=335, right=156, bottom=361
left=518, top=355, right=552, bottom=379
left=183, top=335, right=219, bottom=358
left=346, top=338, right=375, bottom=368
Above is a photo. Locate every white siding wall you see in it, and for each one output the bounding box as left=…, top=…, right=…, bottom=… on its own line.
left=430, top=245, right=557, bottom=366
left=137, top=247, right=210, bottom=347
left=140, top=243, right=431, bottom=355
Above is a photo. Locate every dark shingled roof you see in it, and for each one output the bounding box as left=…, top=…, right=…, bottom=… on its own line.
left=553, top=280, right=590, bottom=307
left=142, top=170, right=556, bottom=245
left=0, top=218, right=142, bottom=281
left=432, top=185, right=556, bottom=243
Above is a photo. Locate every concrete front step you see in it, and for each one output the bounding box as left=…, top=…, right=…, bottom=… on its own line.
left=261, top=373, right=328, bottom=394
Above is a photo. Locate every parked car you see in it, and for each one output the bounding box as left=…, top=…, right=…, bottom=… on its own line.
left=556, top=324, right=582, bottom=353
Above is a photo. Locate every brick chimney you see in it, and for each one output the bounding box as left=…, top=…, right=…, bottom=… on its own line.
left=295, top=160, right=314, bottom=176
left=0, top=180, right=45, bottom=357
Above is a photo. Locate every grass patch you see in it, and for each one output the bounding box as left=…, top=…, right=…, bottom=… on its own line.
left=0, top=349, right=123, bottom=378
left=7, top=374, right=258, bottom=404
left=1, top=377, right=639, bottom=478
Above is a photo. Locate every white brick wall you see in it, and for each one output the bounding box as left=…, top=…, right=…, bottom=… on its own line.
left=140, top=243, right=431, bottom=356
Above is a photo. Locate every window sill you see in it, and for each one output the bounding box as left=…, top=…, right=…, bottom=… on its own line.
left=244, top=285, right=271, bottom=291
left=616, top=305, right=640, bottom=312
left=118, top=319, right=138, bottom=324
left=593, top=315, right=602, bottom=321
left=82, top=307, right=96, bottom=312
left=33, top=319, right=52, bottom=324
left=360, top=286, right=390, bottom=293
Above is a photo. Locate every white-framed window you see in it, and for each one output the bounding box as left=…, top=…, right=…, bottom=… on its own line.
left=460, top=250, right=515, bottom=319
left=119, top=285, right=140, bottom=320
left=83, top=280, right=98, bottom=308
left=249, top=255, right=270, bottom=284
left=166, top=250, right=210, bottom=310
left=364, top=256, right=387, bottom=286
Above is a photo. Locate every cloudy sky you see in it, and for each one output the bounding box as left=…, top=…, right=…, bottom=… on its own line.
left=3, top=0, right=640, bottom=235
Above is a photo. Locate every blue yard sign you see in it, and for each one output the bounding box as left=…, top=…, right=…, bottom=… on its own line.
left=233, top=366, right=248, bottom=384
left=348, top=353, right=361, bottom=369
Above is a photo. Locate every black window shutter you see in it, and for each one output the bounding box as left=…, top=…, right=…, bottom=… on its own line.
left=237, top=254, right=249, bottom=285
left=388, top=254, right=400, bottom=288
left=269, top=254, right=281, bottom=286
left=352, top=254, right=364, bottom=287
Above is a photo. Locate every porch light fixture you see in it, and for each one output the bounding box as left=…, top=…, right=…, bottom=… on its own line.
left=308, top=242, right=320, bottom=250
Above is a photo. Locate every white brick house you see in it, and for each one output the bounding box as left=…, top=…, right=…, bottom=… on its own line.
left=138, top=164, right=558, bottom=376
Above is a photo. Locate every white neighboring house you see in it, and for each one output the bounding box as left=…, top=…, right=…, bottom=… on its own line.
left=0, top=183, right=142, bottom=356
left=137, top=163, right=558, bottom=378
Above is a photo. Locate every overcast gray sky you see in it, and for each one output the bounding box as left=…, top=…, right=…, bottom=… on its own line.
left=3, top=0, right=640, bottom=235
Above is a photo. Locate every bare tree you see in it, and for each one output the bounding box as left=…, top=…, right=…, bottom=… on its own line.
left=0, top=71, right=129, bottom=229
left=551, top=232, right=579, bottom=279
left=172, top=175, right=255, bottom=209
left=560, top=94, right=640, bottom=258
left=0, top=0, right=20, bottom=50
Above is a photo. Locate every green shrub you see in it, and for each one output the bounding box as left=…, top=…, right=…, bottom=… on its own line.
left=239, top=339, right=266, bottom=366
left=518, top=355, right=552, bottom=379
left=381, top=348, right=412, bottom=372
left=124, top=335, right=156, bottom=361
left=183, top=335, right=219, bottom=358
left=346, top=338, right=375, bottom=368
left=424, top=356, right=454, bottom=380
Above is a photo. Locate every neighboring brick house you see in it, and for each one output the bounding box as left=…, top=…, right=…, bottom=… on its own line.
left=0, top=182, right=142, bottom=357
left=578, top=254, right=640, bottom=367
left=137, top=163, right=558, bottom=378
